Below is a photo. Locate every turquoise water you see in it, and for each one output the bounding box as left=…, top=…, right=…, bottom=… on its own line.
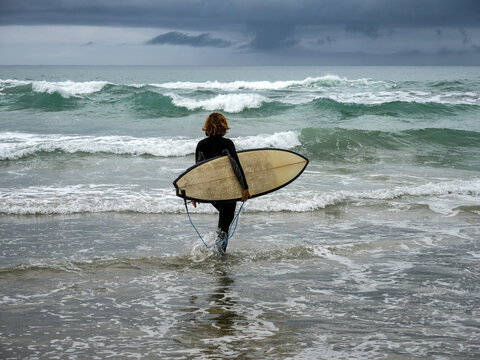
left=0, top=66, right=479, bottom=359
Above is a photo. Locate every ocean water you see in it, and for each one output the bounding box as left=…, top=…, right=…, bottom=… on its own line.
left=0, top=65, right=479, bottom=359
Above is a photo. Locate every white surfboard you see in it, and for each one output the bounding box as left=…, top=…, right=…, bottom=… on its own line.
left=173, top=148, right=308, bottom=202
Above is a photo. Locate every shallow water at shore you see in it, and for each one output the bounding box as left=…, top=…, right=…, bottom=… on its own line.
left=1, top=206, right=479, bottom=359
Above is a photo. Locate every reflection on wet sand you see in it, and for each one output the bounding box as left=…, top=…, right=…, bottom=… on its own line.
left=167, top=258, right=313, bottom=358
left=170, top=262, right=246, bottom=357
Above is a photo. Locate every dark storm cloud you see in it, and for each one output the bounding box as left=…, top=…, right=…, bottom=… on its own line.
left=346, top=23, right=380, bottom=39
left=2, top=0, right=479, bottom=29
left=1, top=0, right=480, bottom=62
left=146, top=32, right=232, bottom=48
left=244, top=23, right=298, bottom=50
left=458, top=29, right=471, bottom=45
left=317, top=36, right=335, bottom=46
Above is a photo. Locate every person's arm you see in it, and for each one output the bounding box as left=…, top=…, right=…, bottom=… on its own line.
left=224, top=140, right=250, bottom=201
left=195, top=143, right=204, bottom=164
left=192, top=141, right=203, bottom=208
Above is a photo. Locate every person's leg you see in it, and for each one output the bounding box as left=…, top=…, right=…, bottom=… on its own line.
left=218, top=202, right=236, bottom=235
left=212, top=202, right=236, bottom=253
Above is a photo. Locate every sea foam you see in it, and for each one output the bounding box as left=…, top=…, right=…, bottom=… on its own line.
left=152, top=76, right=349, bottom=91
left=32, top=80, right=109, bottom=97
left=0, top=131, right=300, bottom=160
left=168, top=93, right=269, bottom=113
left=0, top=132, right=198, bottom=159
left=1, top=179, right=478, bottom=215
left=0, top=79, right=109, bottom=97
left=2, top=76, right=478, bottom=106
left=0, top=185, right=186, bottom=215
left=250, top=180, right=480, bottom=212
left=322, top=91, right=480, bottom=106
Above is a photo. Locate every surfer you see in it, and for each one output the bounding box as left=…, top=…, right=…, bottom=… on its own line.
left=192, top=112, right=250, bottom=254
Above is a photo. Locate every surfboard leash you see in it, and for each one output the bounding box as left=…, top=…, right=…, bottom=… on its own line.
left=180, top=189, right=245, bottom=252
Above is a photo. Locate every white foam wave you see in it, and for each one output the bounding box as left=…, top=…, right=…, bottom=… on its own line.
left=152, top=76, right=350, bottom=91
left=0, top=185, right=185, bottom=215
left=0, top=132, right=198, bottom=159
left=1, top=179, right=478, bottom=215
left=0, top=76, right=374, bottom=97
left=250, top=180, right=480, bottom=212
left=32, top=80, right=108, bottom=97
left=155, top=77, right=479, bottom=106
left=0, top=131, right=300, bottom=160
left=0, top=79, right=108, bottom=97
left=234, top=131, right=300, bottom=150
left=169, top=87, right=479, bottom=108
left=0, top=79, right=30, bottom=92
left=168, top=93, right=268, bottom=113
left=2, top=77, right=477, bottom=106
left=323, top=90, right=480, bottom=106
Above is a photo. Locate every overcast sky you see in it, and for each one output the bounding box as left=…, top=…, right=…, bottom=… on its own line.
left=0, top=0, right=479, bottom=65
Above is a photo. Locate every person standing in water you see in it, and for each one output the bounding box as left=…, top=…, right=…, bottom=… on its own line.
left=192, top=112, right=250, bottom=254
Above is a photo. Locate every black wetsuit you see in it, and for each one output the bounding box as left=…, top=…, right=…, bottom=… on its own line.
left=195, top=135, right=248, bottom=242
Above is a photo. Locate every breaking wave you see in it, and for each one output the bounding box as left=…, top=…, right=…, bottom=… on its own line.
left=0, top=79, right=108, bottom=97
left=0, top=131, right=300, bottom=160
left=2, top=127, right=479, bottom=162
left=1, top=77, right=478, bottom=115
left=1, top=179, right=479, bottom=215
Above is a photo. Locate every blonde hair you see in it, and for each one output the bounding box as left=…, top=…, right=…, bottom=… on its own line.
left=202, top=112, right=230, bottom=136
